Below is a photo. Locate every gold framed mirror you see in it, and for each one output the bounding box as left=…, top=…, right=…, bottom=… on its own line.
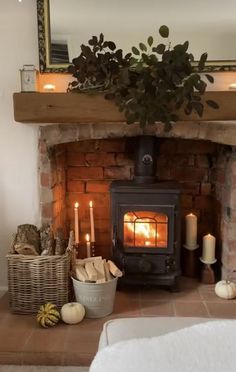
left=37, top=0, right=236, bottom=73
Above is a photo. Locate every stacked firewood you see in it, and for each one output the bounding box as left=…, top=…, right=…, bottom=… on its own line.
left=10, top=223, right=67, bottom=256
left=74, top=256, right=123, bottom=283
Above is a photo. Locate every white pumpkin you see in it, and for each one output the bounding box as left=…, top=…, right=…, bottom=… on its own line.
left=61, top=302, right=85, bottom=324
left=215, top=280, right=236, bottom=299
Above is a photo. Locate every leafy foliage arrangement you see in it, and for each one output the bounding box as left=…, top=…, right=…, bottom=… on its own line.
left=68, top=25, right=219, bottom=131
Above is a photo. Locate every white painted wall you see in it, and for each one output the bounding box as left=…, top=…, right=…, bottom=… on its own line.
left=0, top=1, right=40, bottom=289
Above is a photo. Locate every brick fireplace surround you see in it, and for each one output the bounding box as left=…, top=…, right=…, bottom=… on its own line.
left=38, top=122, right=236, bottom=281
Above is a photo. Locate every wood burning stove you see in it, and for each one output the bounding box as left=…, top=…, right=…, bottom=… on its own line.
left=110, top=136, right=181, bottom=289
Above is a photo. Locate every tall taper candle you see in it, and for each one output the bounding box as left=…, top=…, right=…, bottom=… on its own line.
left=86, top=233, right=91, bottom=258
left=185, top=213, right=197, bottom=248
left=89, top=201, right=95, bottom=242
left=74, top=202, right=79, bottom=244
left=202, top=234, right=216, bottom=263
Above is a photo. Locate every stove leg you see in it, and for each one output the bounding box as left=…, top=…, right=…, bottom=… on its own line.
left=169, top=277, right=180, bottom=292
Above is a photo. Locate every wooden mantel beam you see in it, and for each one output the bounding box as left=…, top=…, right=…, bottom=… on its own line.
left=13, top=91, right=236, bottom=124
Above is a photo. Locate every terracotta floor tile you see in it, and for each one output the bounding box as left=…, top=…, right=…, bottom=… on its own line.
left=140, top=288, right=173, bottom=302
left=178, top=277, right=201, bottom=290
left=113, top=297, right=141, bottom=317
left=1, top=277, right=236, bottom=366
left=206, top=302, right=236, bottom=318
left=63, top=352, right=93, bottom=366
left=0, top=352, right=23, bottom=365
left=72, top=317, right=107, bottom=333
left=22, top=352, right=63, bottom=366
left=173, top=289, right=202, bottom=301
left=0, top=313, right=37, bottom=329
left=199, top=290, right=231, bottom=302
left=23, top=326, right=68, bottom=353
left=116, top=287, right=140, bottom=300
left=0, top=293, right=9, bottom=311
left=0, top=327, right=32, bottom=352
left=65, top=329, right=100, bottom=354
left=141, top=301, right=175, bottom=316
left=174, top=301, right=209, bottom=317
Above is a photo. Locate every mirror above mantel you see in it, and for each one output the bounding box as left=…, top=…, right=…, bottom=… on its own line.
left=37, top=0, right=236, bottom=73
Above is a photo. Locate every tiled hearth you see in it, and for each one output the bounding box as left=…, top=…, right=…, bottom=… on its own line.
left=1, top=277, right=236, bottom=366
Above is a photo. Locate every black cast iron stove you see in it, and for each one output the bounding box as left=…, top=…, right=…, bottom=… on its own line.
left=110, top=136, right=181, bottom=289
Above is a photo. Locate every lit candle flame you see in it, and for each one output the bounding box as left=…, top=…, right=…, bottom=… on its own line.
left=74, top=202, right=79, bottom=208
left=43, top=83, right=56, bottom=91
left=89, top=201, right=93, bottom=208
left=86, top=233, right=90, bottom=242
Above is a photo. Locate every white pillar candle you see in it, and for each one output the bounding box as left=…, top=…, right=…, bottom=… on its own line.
left=89, top=201, right=95, bottom=242
left=74, top=202, right=79, bottom=244
left=86, top=233, right=91, bottom=258
left=185, top=213, right=197, bottom=248
left=202, top=234, right=216, bottom=263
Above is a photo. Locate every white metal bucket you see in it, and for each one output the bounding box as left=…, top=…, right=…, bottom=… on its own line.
left=72, top=276, right=118, bottom=318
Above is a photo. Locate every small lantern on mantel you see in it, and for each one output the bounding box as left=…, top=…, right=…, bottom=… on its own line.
left=20, top=65, right=38, bottom=92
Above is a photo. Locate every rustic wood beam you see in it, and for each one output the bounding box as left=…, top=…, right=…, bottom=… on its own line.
left=13, top=91, right=236, bottom=124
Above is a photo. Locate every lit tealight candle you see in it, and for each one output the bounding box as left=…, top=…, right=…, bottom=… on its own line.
left=43, top=83, right=56, bottom=92
left=185, top=213, right=197, bottom=249
left=202, top=234, right=216, bottom=263
left=74, top=202, right=79, bottom=244
left=89, top=201, right=95, bottom=242
left=86, top=233, right=91, bottom=258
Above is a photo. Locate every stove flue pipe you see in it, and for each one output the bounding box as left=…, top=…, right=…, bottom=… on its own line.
left=134, top=135, right=157, bottom=184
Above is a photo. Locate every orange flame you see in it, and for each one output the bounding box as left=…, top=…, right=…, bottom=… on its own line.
left=124, top=214, right=159, bottom=247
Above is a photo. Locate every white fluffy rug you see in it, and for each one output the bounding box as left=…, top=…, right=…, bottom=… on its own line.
left=90, top=320, right=236, bottom=372
left=0, top=367, right=89, bottom=372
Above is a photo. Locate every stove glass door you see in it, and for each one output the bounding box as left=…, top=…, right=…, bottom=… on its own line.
left=123, top=211, right=168, bottom=248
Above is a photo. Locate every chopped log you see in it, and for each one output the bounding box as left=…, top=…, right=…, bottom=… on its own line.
left=108, top=260, right=123, bottom=277
left=96, top=278, right=106, bottom=283
left=9, top=234, right=17, bottom=254
left=67, top=230, right=75, bottom=252
left=54, top=228, right=66, bottom=255
left=94, top=259, right=106, bottom=282
left=40, top=224, right=55, bottom=255
left=104, top=260, right=113, bottom=281
left=14, top=243, right=39, bottom=256
left=75, top=265, right=89, bottom=282
left=15, top=224, right=41, bottom=254
left=85, top=262, right=97, bottom=282
left=76, top=256, right=102, bottom=265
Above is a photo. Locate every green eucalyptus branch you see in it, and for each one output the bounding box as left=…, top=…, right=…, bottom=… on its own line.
left=68, top=25, right=219, bottom=130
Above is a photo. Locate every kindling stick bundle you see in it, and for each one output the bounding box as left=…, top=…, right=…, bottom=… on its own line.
left=74, top=256, right=123, bottom=283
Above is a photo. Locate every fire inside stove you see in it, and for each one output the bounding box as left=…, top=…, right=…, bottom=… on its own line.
left=123, top=211, right=168, bottom=248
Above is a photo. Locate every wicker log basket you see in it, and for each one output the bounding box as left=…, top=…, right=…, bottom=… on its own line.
left=6, top=224, right=73, bottom=314
left=7, top=252, right=71, bottom=314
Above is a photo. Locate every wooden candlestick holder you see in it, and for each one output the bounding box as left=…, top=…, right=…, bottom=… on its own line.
left=200, top=257, right=217, bottom=284
left=91, top=242, right=96, bottom=257
left=182, top=244, right=199, bottom=278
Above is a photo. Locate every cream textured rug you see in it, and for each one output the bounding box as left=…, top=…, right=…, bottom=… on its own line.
left=0, top=367, right=89, bottom=372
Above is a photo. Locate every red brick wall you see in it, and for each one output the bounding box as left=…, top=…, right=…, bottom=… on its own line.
left=213, top=147, right=236, bottom=280
left=156, top=139, right=220, bottom=244
left=48, top=137, right=225, bottom=262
